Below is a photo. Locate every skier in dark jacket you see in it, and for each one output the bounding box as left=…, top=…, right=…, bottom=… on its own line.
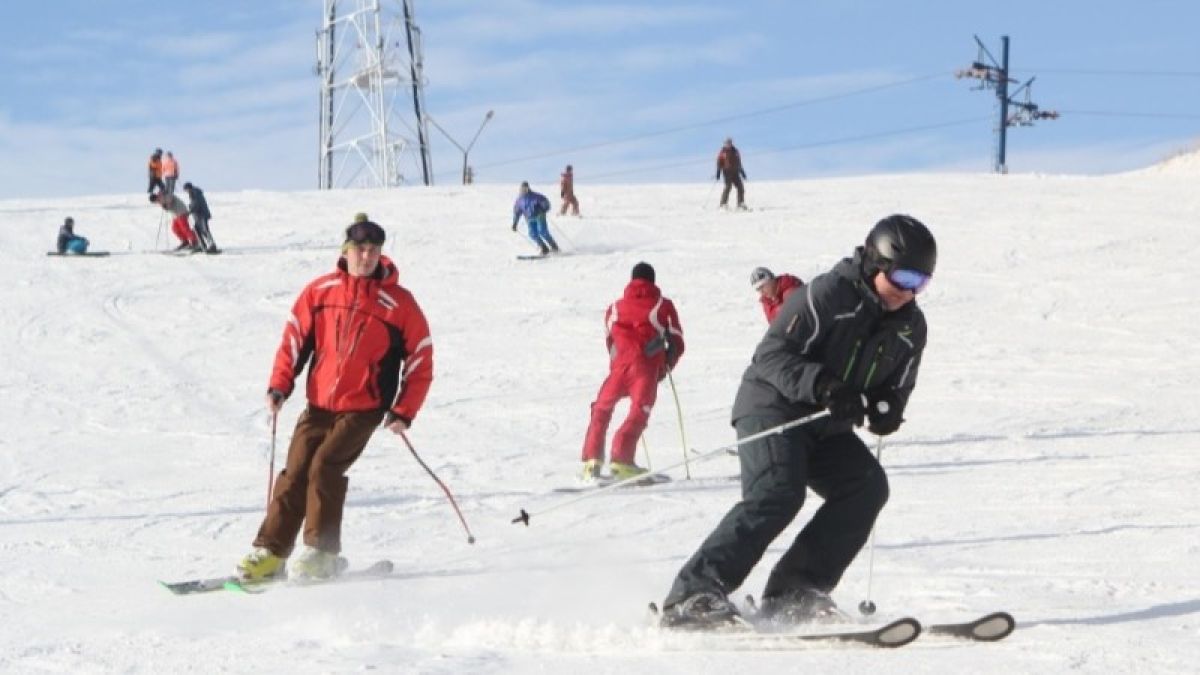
left=183, top=182, right=218, bottom=253
left=715, top=138, right=747, bottom=210
left=659, top=214, right=936, bottom=630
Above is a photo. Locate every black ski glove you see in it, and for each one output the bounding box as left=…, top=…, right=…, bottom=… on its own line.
left=866, top=391, right=904, bottom=436
left=267, top=388, right=285, bottom=406
left=815, top=373, right=865, bottom=426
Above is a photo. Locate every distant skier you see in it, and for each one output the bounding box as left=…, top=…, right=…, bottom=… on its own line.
left=150, top=191, right=199, bottom=252
left=511, top=181, right=560, bottom=256
left=750, top=267, right=804, bottom=323
left=715, top=137, right=747, bottom=210
left=559, top=165, right=580, bottom=216
left=238, top=218, right=434, bottom=581
left=182, top=182, right=218, bottom=253
left=147, top=148, right=165, bottom=195
left=659, top=215, right=935, bottom=630
left=55, top=217, right=89, bottom=254
left=580, top=262, right=685, bottom=481
left=162, top=151, right=180, bottom=194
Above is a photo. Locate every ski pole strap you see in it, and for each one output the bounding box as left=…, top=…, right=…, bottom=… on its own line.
left=511, top=409, right=830, bottom=526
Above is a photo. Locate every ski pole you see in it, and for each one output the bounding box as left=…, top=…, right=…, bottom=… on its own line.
left=511, top=410, right=829, bottom=526
left=155, top=210, right=166, bottom=250
left=640, top=434, right=652, bottom=471
left=859, top=434, right=884, bottom=615
left=266, top=411, right=277, bottom=509
left=701, top=178, right=719, bottom=209
left=549, top=220, right=576, bottom=250
left=399, top=431, right=477, bottom=545
left=664, top=366, right=690, bottom=479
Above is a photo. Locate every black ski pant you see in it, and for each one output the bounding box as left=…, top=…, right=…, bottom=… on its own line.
left=192, top=215, right=217, bottom=251
left=663, top=415, right=888, bottom=608
left=719, top=175, right=745, bottom=206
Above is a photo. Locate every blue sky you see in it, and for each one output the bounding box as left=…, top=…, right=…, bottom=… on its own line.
left=1, top=0, right=1198, bottom=199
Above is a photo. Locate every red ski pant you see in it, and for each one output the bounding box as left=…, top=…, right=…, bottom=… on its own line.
left=581, top=362, right=659, bottom=465
left=170, top=214, right=197, bottom=246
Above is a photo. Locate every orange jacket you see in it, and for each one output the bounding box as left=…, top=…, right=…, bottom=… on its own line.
left=148, top=156, right=162, bottom=179
left=560, top=171, right=574, bottom=198
left=161, top=155, right=179, bottom=178
left=269, top=255, right=434, bottom=424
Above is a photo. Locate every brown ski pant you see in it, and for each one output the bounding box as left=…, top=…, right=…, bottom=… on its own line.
left=559, top=192, right=580, bottom=215
left=253, top=406, right=384, bottom=557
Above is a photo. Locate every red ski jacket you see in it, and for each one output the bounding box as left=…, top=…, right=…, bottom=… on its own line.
left=760, top=273, right=804, bottom=323
left=604, top=279, right=685, bottom=373
left=269, top=255, right=433, bottom=425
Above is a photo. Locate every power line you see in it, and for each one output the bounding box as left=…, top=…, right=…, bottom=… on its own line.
left=473, top=72, right=949, bottom=172
left=584, top=116, right=991, bottom=181
left=1018, top=68, right=1200, bottom=78
left=1058, top=109, right=1200, bottom=120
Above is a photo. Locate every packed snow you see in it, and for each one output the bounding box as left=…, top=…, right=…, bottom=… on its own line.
left=1, top=161, right=1198, bottom=673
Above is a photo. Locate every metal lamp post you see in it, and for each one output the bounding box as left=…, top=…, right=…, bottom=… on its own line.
left=426, top=110, right=494, bottom=185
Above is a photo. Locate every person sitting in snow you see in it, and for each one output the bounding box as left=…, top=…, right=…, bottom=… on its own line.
left=56, top=217, right=89, bottom=254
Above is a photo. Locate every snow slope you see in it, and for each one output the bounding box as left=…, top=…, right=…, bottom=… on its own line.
left=1, top=171, right=1197, bottom=673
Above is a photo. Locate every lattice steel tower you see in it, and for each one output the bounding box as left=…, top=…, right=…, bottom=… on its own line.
left=315, top=0, right=433, bottom=188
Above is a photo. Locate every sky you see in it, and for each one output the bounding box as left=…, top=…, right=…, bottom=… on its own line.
left=1, top=0, right=1198, bottom=198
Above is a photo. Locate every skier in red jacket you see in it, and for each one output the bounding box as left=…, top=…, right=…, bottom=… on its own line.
left=580, top=262, right=685, bottom=481
left=237, top=218, right=434, bottom=581
left=751, top=267, right=804, bottom=323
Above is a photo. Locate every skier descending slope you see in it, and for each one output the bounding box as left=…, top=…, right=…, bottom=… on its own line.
left=238, top=218, right=435, bottom=581
left=660, top=215, right=936, bottom=630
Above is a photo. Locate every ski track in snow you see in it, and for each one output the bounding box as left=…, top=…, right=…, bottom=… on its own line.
left=1, top=173, right=1199, bottom=673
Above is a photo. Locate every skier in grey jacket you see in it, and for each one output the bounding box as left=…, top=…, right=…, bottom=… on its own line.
left=660, top=214, right=936, bottom=630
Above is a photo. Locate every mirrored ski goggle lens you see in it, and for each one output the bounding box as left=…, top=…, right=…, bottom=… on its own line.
left=887, top=268, right=931, bottom=293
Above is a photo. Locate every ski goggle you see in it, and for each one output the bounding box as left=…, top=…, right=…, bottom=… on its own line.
left=887, top=267, right=931, bottom=293
left=345, top=221, right=386, bottom=245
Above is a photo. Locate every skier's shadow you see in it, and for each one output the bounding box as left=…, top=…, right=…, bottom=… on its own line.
left=1021, top=599, right=1200, bottom=627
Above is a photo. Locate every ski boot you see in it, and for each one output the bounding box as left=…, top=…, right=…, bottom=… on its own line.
left=580, top=459, right=602, bottom=481
left=760, top=587, right=844, bottom=625
left=610, top=462, right=648, bottom=481
left=236, top=546, right=286, bottom=581
left=660, top=591, right=744, bottom=631
left=290, top=546, right=340, bottom=580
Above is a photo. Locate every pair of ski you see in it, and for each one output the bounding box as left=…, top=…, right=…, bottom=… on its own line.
left=159, top=559, right=394, bottom=596
left=648, top=602, right=1014, bottom=649
left=554, top=472, right=672, bottom=493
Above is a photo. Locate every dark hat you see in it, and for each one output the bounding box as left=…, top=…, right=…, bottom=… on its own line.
left=519, top=181, right=530, bottom=191
left=182, top=182, right=193, bottom=191
left=631, top=261, right=655, bottom=283
left=345, top=219, right=386, bottom=245
left=153, top=148, right=162, bottom=155
left=750, top=266, right=775, bottom=289
left=64, top=217, right=74, bottom=227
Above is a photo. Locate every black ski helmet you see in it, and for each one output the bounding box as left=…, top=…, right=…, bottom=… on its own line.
left=864, top=214, right=937, bottom=276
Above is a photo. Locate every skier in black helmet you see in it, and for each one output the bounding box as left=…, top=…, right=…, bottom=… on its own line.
left=659, top=214, right=936, bottom=630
